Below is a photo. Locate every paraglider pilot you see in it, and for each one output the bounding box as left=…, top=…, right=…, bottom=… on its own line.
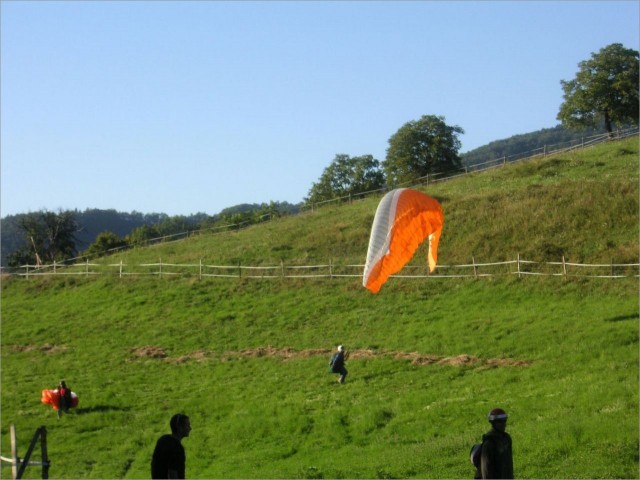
left=57, top=380, right=72, bottom=418
left=329, top=345, right=348, bottom=384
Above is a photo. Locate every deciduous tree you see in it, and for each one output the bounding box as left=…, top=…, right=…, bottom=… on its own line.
left=84, top=231, right=128, bottom=257
left=306, top=154, right=385, bottom=204
left=7, top=210, right=78, bottom=267
left=384, top=115, right=464, bottom=187
left=557, top=43, right=639, bottom=133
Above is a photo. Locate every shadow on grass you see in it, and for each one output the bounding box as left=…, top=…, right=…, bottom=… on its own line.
left=604, top=313, right=638, bottom=323
left=74, top=405, right=131, bottom=415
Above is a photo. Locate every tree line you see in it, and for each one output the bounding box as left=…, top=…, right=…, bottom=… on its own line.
left=2, top=43, right=637, bottom=268
left=306, top=43, right=638, bottom=205
left=1, top=202, right=299, bottom=268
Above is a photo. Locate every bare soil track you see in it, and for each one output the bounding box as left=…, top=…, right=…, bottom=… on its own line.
left=128, top=345, right=532, bottom=367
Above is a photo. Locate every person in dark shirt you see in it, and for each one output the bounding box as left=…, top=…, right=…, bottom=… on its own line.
left=329, top=345, right=348, bottom=384
left=474, top=408, right=513, bottom=479
left=57, top=380, right=72, bottom=419
left=151, top=413, right=192, bottom=479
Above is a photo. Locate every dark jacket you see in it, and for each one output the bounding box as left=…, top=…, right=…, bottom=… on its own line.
left=151, top=434, right=186, bottom=479
left=58, top=384, right=72, bottom=412
left=479, top=428, right=513, bottom=479
left=329, top=351, right=345, bottom=372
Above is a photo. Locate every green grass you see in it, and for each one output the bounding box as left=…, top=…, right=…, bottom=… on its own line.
left=1, top=137, right=638, bottom=479
left=83, top=137, right=638, bottom=269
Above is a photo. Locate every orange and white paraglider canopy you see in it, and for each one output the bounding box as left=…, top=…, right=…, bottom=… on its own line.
left=363, top=188, right=444, bottom=293
left=41, top=389, right=79, bottom=410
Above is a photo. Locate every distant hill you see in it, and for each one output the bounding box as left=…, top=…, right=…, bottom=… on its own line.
left=461, top=124, right=611, bottom=167
left=0, top=203, right=301, bottom=267
left=0, top=209, right=169, bottom=266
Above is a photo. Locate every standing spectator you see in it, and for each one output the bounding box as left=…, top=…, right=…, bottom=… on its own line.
left=474, top=408, right=513, bottom=479
left=57, top=380, right=72, bottom=419
left=151, top=413, right=192, bottom=479
left=329, top=345, right=348, bottom=384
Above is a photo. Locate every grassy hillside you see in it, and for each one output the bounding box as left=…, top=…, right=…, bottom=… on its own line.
left=1, top=138, right=638, bottom=479
left=80, top=136, right=638, bottom=270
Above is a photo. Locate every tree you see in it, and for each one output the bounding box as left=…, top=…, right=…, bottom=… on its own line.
left=557, top=43, right=639, bottom=134
left=384, top=115, right=464, bottom=187
left=84, top=231, right=129, bottom=258
left=7, top=210, right=78, bottom=267
left=125, top=224, right=161, bottom=245
left=305, top=154, right=385, bottom=204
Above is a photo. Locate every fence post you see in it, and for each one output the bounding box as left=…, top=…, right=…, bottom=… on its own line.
left=472, top=256, right=477, bottom=278
left=199, top=259, right=202, bottom=280
left=119, top=260, right=123, bottom=279
left=53, top=261, right=57, bottom=274
left=40, top=426, right=49, bottom=479
left=517, top=253, right=521, bottom=278
left=611, top=258, right=614, bottom=277
left=281, top=260, right=285, bottom=278
left=329, top=259, right=333, bottom=279
left=11, top=423, right=18, bottom=480
left=159, top=258, right=162, bottom=279
left=86, top=258, right=89, bottom=277
left=562, top=255, right=567, bottom=278
left=26, top=264, right=29, bottom=280
left=238, top=262, right=242, bottom=278
left=16, top=426, right=43, bottom=479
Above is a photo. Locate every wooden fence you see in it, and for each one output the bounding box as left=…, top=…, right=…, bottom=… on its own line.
left=12, top=255, right=640, bottom=280
left=0, top=424, right=49, bottom=479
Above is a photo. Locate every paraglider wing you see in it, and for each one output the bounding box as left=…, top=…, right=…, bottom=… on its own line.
left=41, top=389, right=79, bottom=410
left=41, top=389, right=60, bottom=410
left=363, top=188, right=444, bottom=293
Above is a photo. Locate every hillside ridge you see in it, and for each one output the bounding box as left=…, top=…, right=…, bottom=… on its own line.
left=69, top=136, right=638, bottom=273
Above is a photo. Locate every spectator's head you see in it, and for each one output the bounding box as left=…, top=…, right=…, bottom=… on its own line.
left=170, top=413, right=191, bottom=439
left=487, top=408, right=508, bottom=432
left=338, top=345, right=344, bottom=352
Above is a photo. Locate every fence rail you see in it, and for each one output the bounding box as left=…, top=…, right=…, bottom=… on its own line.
left=11, top=256, right=639, bottom=280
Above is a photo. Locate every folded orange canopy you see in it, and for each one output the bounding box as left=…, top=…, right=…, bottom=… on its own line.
left=363, top=188, right=444, bottom=293
left=41, top=389, right=79, bottom=410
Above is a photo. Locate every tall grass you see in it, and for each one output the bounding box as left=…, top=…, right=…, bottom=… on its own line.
left=1, top=137, right=638, bottom=479
left=82, top=137, right=638, bottom=268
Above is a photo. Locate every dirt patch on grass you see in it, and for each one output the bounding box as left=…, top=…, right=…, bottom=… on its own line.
left=130, top=346, right=212, bottom=363
left=131, top=345, right=531, bottom=367
left=8, top=343, right=68, bottom=354
left=168, top=350, right=210, bottom=363
left=485, top=358, right=532, bottom=367
left=129, top=346, right=168, bottom=359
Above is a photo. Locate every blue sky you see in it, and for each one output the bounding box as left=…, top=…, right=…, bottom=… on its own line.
left=2, top=1, right=638, bottom=217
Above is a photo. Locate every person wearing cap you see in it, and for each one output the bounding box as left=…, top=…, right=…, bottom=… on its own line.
left=475, top=408, right=513, bottom=479
left=329, top=345, right=348, bottom=384
left=151, top=413, right=192, bottom=479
